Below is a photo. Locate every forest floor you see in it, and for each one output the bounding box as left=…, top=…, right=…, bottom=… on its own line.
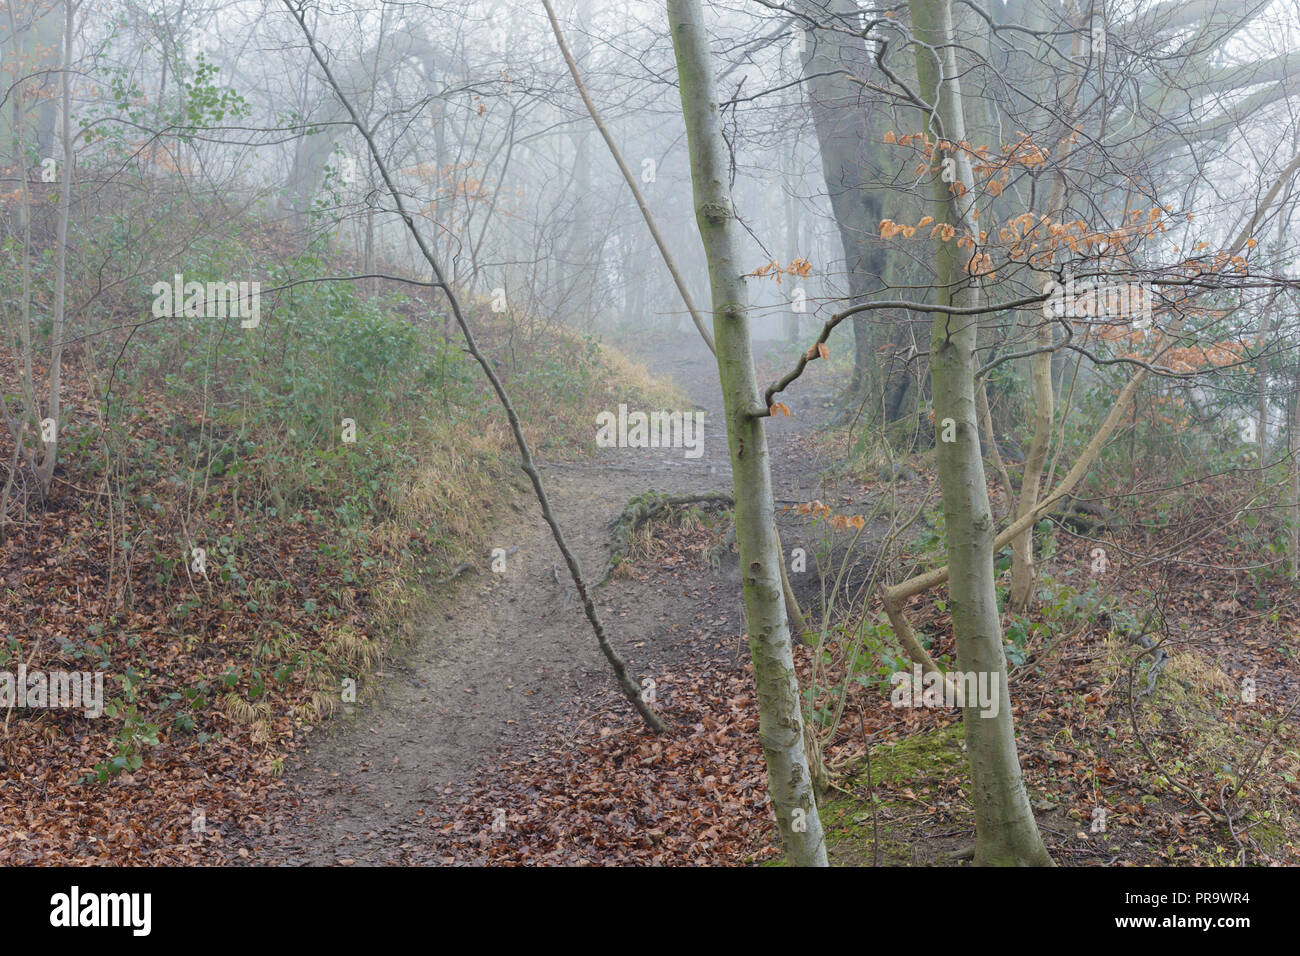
left=233, top=331, right=1300, bottom=867
left=237, top=332, right=840, bottom=864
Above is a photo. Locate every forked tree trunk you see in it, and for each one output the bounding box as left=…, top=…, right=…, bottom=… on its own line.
left=668, top=0, right=827, bottom=866
left=909, top=0, right=1052, bottom=866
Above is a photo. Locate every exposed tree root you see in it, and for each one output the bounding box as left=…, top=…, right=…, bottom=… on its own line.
left=601, top=492, right=734, bottom=584
left=1049, top=495, right=1115, bottom=535
left=601, top=491, right=809, bottom=639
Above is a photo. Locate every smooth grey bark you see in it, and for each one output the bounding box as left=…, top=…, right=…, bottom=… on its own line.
left=1006, top=19, right=1087, bottom=611
left=1292, top=386, right=1299, bottom=583
left=36, top=0, right=76, bottom=496
left=909, top=0, right=1053, bottom=866
left=797, top=0, right=886, bottom=411
left=797, top=0, right=922, bottom=423
left=668, top=0, right=827, bottom=866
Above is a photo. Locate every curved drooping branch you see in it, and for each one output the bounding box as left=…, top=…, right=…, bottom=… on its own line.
left=282, top=0, right=667, bottom=734
left=540, top=0, right=715, bottom=357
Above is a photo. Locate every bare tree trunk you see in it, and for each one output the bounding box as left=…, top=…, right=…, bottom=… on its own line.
left=1257, top=312, right=1270, bottom=458
left=364, top=205, right=376, bottom=299
left=1006, top=11, right=1086, bottom=611
left=36, top=0, right=75, bottom=496
left=782, top=116, right=800, bottom=345
left=909, top=0, right=1052, bottom=866
left=1291, top=384, right=1299, bottom=582
left=977, top=379, right=1015, bottom=512
left=1008, top=326, right=1052, bottom=609
left=669, top=0, right=827, bottom=866
left=2, top=0, right=40, bottom=482
left=797, top=0, right=900, bottom=418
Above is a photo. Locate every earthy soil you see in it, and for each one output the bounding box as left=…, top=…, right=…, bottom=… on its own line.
left=241, top=335, right=842, bottom=865
left=230, top=331, right=1300, bottom=868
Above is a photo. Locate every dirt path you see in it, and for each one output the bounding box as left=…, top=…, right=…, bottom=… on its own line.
left=246, top=337, right=837, bottom=865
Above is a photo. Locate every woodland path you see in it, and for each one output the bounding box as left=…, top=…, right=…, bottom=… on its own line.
left=243, top=334, right=840, bottom=865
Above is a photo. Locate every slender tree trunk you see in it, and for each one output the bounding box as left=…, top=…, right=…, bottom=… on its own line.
left=909, top=0, right=1052, bottom=866
left=1291, top=383, right=1299, bottom=582
left=669, top=0, right=827, bottom=866
left=364, top=205, right=375, bottom=298
left=2, top=0, right=40, bottom=480
left=1005, top=14, right=1085, bottom=611
left=1008, top=323, right=1052, bottom=609
left=1256, top=316, right=1270, bottom=457
left=978, top=378, right=1015, bottom=513
left=36, top=0, right=74, bottom=496
left=782, top=115, right=801, bottom=345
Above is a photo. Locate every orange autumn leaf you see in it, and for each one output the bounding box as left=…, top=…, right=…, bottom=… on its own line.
left=879, top=219, right=904, bottom=239
left=770, top=402, right=791, bottom=417
left=793, top=499, right=832, bottom=518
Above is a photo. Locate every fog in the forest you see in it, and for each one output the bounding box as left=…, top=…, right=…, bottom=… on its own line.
left=5, top=0, right=1300, bottom=877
